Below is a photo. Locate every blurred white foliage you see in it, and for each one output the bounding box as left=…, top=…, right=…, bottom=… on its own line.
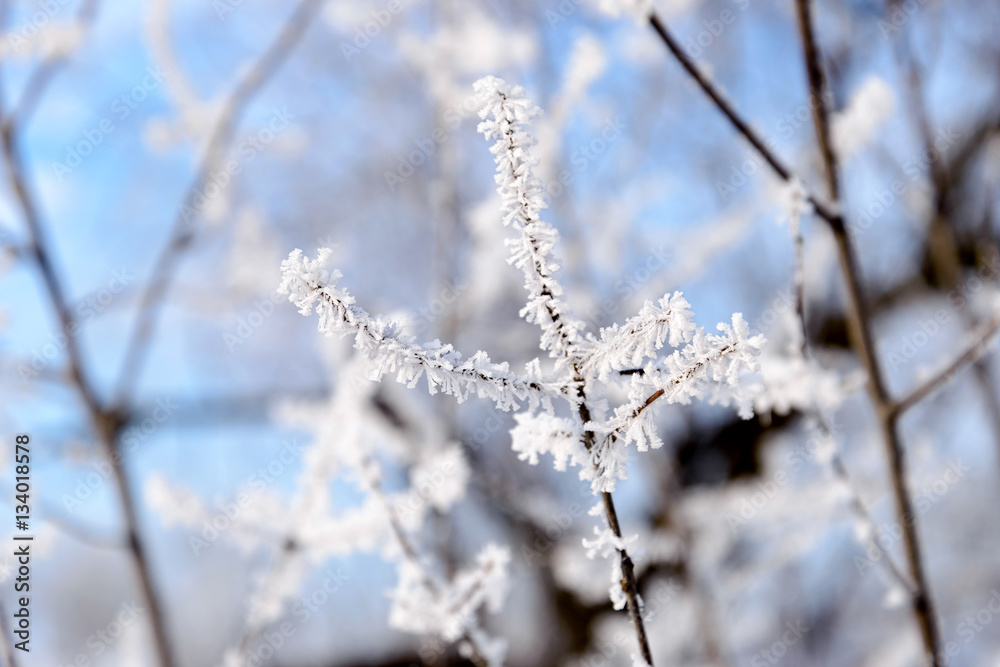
left=753, top=347, right=854, bottom=418
left=144, top=0, right=223, bottom=151
left=0, top=21, right=83, bottom=60
left=149, top=349, right=511, bottom=665
left=582, top=526, right=638, bottom=609
left=226, top=207, right=284, bottom=297
left=598, top=0, right=654, bottom=23
left=832, top=75, right=896, bottom=161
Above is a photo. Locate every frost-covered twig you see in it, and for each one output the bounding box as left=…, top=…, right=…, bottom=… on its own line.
left=581, top=293, right=695, bottom=383
left=476, top=76, right=658, bottom=665
left=278, top=249, right=561, bottom=411
left=474, top=75, right=585, bottom=364
left=604, top=315, right=764, bottom=456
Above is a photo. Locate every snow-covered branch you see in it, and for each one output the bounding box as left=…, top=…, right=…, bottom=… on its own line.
left=279, top=248, right=562, bottom=411
left=475, top=76, right=585, bottom=363
left=604, top=314, right=764, bottom=454
left=582, top=292, right=695, bottom=382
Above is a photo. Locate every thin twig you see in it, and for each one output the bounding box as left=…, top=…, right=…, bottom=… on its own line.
left=645, top=12, right=840, bottom=229
left=894, top=314, right=1000, bottom=415
left=0, top=6, right=182, bottom=666
left=888, top=19, right=1000, bottom=456
left=789, top=1, right=941, bottom=657
left=4, top=0, right=101, bottom=128
left=39, top=503, right=127, bottom=551
left=491, top=95, right=656, bottom=664
left=644, top=4, right=947, bottom=660
left=785, top=202, right=915, bottom=597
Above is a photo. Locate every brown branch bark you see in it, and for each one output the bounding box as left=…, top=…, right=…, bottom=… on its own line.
left=0, top=4, right=180, bottom=664
left=0, top=4, right=323, bottom=667
left=790, top=1, right=941, bottom=659
left=644, top=4, right=951, bottom=661
left=0, top=87, right=179, bottom=667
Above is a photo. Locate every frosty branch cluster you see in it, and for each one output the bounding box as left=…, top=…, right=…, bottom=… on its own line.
left=278, top=77, right=766, bottom=665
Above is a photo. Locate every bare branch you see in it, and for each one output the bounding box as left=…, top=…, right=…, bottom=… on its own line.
left=789, top=0, right=941, bottom=657
left=643, top=3, right=947, bottom=659
left=0, top=5, right=181, bottom=666
left=895, top=314, right=1000, bottom=416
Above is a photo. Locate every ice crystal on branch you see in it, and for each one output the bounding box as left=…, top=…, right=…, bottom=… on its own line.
left=279, top=248, right=560, bottom=411
left=474, top=76, right=585, bottom=363
left=511, top=412, right=588, bottom=472
left=582, top=292, right=695, bottom=382
left=601, top=313, right=765, bottom=456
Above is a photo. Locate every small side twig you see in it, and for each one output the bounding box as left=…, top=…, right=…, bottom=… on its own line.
left=894, top=314, right=1000, bottom=416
